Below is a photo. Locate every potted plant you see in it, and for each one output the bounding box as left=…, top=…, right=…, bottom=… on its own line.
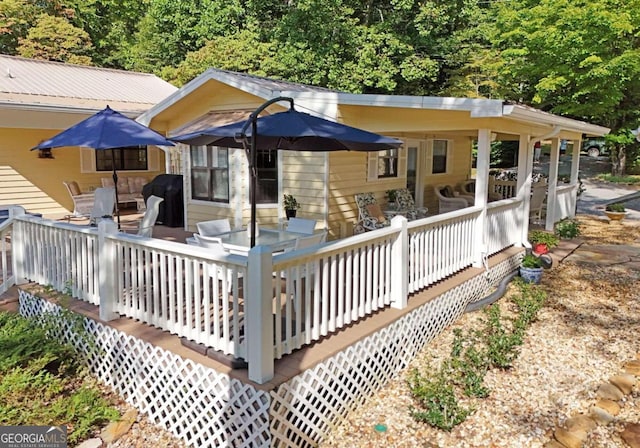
left=520, top=253, right=544, bottom=284
left=385, top=189, right=399, bottom=209
left=283, top=194, right=300, bottom=219
left=528, top=230, right=559, bottom=255
left=605, top=203, right=626, bottom=221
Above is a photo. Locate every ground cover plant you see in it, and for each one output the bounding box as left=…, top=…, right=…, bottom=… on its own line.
left=407, top=279, right=546, bottom=431
left=0, top=310, right=119, bottom=445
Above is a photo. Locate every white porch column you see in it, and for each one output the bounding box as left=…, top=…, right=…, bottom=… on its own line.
left=390, top=215, right=408, bottom=309
left=545, top=138, right=561, bottom=230
left=569, top=138, right=581, bottom=218
left=9, top=207, right=27, bottom=285
left=246, top=245, right=274, bottom=384
left=516, top=134, right=533, bottom=247
left=98, top=219, right=119, bottom=321
left=472, top=129, right=491, bottom=268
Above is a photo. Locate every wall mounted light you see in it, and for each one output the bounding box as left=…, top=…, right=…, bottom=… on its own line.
left=38, top=148, right=54, bottom=159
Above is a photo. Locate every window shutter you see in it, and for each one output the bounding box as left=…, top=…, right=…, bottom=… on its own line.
left=398, top=146, right=407, bottom=179
left=148, top=146, right=160, bottom=171
left=80, top=148, right=95, bottom=173
left=367, top=151, right=379, bottom=182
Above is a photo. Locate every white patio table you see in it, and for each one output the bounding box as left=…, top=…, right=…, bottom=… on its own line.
left=187, top=228, right=314, bottom=255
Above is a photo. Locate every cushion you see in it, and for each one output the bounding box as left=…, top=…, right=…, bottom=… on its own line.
left=366, top=204, right=387, bottom=223
left=128, top=177, right=146, bottom=195
left=67, top=181, right=81, bottom=196
left=441, top=186, right=455, bottom=198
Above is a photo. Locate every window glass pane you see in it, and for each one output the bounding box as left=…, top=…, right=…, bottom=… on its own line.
left=255, top=150, right=278, bottom=203
left=191, top=169, right=210, bottom=200
left=211, top=168, right=229, bottom=202
left=432, top=140, right=448, bottom=174
left=96, top=147, right=147, bottom=171
left=377, top=148, right=398, bottom=178
left=191, top=146, right=207, bottom=167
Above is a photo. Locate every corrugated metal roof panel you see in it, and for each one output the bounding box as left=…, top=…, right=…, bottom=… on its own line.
left=0, top=55, right=177, bottom=105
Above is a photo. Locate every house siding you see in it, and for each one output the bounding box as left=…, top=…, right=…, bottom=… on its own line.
left=0, top=127, right=164, bottom=217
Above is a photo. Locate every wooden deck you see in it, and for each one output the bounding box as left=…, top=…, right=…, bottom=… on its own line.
left=2, top=211, right=521, bottom=392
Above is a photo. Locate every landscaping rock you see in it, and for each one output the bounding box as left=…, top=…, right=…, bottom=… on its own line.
left=624, top=360, right=640, bottom=376
left=101, top=408, right=138, bottom=444
left=563, top=414, right=596, bottom=433
left=609, top=373, right=636, bottom=394
left=594, top=399, right=621, bottom=416
left=589, top=406, right=615, bottom=425
left=621, top=423, right=640, bottom=448
left=76, top=439, right=103, bottom=448
left=596, top=383, right=624, bottom=401
left=553, top=427, right=587, bottom=448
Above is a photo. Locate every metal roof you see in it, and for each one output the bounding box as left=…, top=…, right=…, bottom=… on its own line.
left=0, top=55, right=177, bottom=107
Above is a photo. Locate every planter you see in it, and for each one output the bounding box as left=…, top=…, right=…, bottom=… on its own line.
left=605, top=211, right=626, bottom=221
left=532, top=243, right=549, bottom=255
left=520, top=266, right=543, bottom=284
left=285, top=209, right=297, bottom=220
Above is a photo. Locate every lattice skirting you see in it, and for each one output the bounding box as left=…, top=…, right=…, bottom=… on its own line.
left=269, top=254, right=521, bottom=447
left=18, top=290, right=270, bottom=448
left=17, top=254, right=520, bottom=448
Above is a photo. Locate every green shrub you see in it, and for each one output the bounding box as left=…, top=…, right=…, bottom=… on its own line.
left=555, top=219, right=581, bottom=239
left=0, top=311, right=119, bottom=444
left=521, top=253, right=542, bottom=268
left=408, top=369, right=473, bottom=431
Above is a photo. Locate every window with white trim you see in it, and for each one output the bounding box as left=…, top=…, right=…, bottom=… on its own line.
left=190, top=145, right=229, bottom=202
left=96, top=146, right=147, bottom=171
left=367, top=146, right=407, bottom=181
left=431, top=140, right=449, bottom=174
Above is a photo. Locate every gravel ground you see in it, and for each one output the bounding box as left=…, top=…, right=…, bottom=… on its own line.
left=319, top=215, right=640, bottom=448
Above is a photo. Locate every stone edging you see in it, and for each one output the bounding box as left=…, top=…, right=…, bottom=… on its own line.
left=545, top=356, right=640, bottom=448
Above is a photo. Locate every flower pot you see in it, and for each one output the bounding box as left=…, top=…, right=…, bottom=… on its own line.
left=605, top=211, right=626, bottom=221
left=532, top=243, right=549, bottom=255
left=285, top=209, right=297, bottom=220
left=520, top=266, right=543, bottom=284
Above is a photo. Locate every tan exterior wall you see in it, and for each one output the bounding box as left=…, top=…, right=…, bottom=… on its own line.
left=0, top=127, right=165, bottom=218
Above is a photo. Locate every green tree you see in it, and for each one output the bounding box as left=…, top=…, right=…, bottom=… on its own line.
left=492, top=0, right=640, bottom=174
left=17, top=14, right=93, bottom=65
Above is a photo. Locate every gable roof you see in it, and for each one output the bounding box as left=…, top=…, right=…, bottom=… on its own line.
left=138, top=67, right=609, bottom=137
left=0, top=54, right=177, bottom=114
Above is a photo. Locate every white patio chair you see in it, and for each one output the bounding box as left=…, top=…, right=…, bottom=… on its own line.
left=89, top=187, right=116, bottom=224
left=189, top=234, right=238, bottom=292
left=196, top=218, right=231, bottom=236
left=286, top=217, right=317, bottom=235
left=136, top=195, right=164, bottom=238
left=63, top=180, right=95, bottom=218
left=394, top=188, right=428, bottom=220
left=354, top=192, right=390, bottom=234
left=434, top=184, right=474, bottom=214
left=529, top=182, right=547, bottom=221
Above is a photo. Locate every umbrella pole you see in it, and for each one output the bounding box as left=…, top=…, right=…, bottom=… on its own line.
left=111, top=151, right=121, bottom=229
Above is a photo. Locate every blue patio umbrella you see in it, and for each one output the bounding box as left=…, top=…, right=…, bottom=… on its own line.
left=32, top=106, right=175, bottom=227
left=173, top=96, right=402, bottom=246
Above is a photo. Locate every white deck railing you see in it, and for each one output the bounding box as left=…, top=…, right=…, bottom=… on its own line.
left=7, top=200, right=532, bottom=383
left=553, top=184, right=577, bottom=221
left=0, top=219, right=13, bottom=296
left=485, top=198, right=523, bottom=256
left=406, top=207, right=480, bottom=293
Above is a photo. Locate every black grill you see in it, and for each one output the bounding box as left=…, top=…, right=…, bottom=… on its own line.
left=142, top=174, right=184, bottom=227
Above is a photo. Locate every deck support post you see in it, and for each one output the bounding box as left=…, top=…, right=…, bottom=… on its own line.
left=246, top=245, right=274, bottom=384
left=473, top=129, right=491, bottom=268
left=390, top=215, right=408, bottom=309
left=98, top=219, right=119, bottom=321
